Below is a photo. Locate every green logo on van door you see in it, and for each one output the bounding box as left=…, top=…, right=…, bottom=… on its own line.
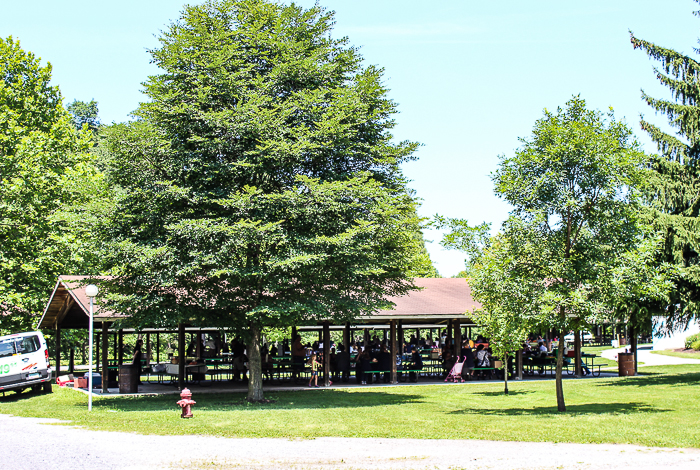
left=1, top=362, right=17, bottom=375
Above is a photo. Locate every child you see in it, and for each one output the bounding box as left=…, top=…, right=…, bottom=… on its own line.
left=308, top=353, right=326, bottom=387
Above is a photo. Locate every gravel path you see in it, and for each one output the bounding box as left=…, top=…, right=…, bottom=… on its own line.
left=3, top=413, right=698, bottom=469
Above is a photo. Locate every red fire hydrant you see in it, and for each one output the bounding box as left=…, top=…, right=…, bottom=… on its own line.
left=176, top=388, right=196, bottom=418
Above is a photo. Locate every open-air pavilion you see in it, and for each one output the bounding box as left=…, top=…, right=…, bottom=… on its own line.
left=38, top=275, right=616, bottom=394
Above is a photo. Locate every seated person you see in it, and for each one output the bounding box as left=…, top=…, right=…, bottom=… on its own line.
left=407, top=346, right=423, bottom=382
left=442, top=347, right=456, bottom=376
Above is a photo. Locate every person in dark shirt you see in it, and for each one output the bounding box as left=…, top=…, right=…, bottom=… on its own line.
left=377, top=344, right=392, bottom=383
left=460, top=340, right=475, bottom=380
left=408, top=346, right=423, bottom=382
left=335, top=344, right=351, bottom=382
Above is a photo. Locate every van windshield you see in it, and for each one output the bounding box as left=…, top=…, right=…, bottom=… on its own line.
left=0, top=335, right=41, bottom=358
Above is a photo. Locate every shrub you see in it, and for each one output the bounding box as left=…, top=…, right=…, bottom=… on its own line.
left=685, top=333, right=700, bottom=349
left=692, top=340, right=700, bottom=351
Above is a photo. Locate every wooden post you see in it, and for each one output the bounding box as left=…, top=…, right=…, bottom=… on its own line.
left=96, top=333, right=100, bottom=374
left=113, top=332, right=117, bottom=365
left=398, top=321, right=404, bottom=353
left=146, top=333, right=151, bottom=366
left=54, top=326, right=61, bottom=379
left=156, top=333, right=160, bottom=364
left=118, top=329, right=124, bottom=365
left=69, top=343, right=75, bottom=374
left=446, top=320, right=452, bottom=351
left=574, top=328, right=582, bottom=377
left=453, top=319, right=461, bottom=359
left=343, top=322, right=350, bottom=350
left=416, top=328, right=421, bottom=342
left=631, top=324, right=638, bottom=375
left=195, top=329, right=202, bottom=359
left=178, top=323, right=186, bottom=390
left=390, top=320, right=397, bottom=384
left=102, top=322, right=109, bottom=393
left=323, top=321, right=331, bottom=386
left=363, top=328, right=369, bottom=349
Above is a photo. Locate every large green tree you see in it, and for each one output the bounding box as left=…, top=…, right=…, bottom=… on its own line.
left=631, top=5, right=700, bottom=330
left=0, top=36, right=98, bottom=333
left=99, top=0, right=422, bottom=401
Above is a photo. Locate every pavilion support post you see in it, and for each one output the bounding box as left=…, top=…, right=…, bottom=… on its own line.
left=397, top=321, right=403, bottom=353
left=453, top=319, right=461, bottom=359
left=574, top=328, right=582, bottom=377
left=69, top=342, right=75, bottom=374
left=631, top=324, right=638, bottom=375
left=113, top=333, right=117, bottom=365
left=54, top=326, right=61, bottom=380
left=363, top=328, right=369, bottom=349
left=102, top=322, right=109, bottom=393
left=146, top=333, right=151, bottom=366
left=156, top=333, right=160, bottom=364
left=291, top=326, right=297, bottom=349
left=195, top=329, right=202, bottom=359
left=178, top=323, right=186, bottom=390
left=516, top=348, right=523, bottom=380
left=416, top=328, right=421, bottom=343
left=343, top=322, right=350, bottom=350
left=323, top=322, right=330, bottom=386
left=446, top=321, right=452, bottom=352
left=390, top=320, right=397, bottom=384
left=118, top=329, right=124, bottom=365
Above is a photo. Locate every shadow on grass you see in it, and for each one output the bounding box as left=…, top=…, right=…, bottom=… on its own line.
left=89, top=389, right=424, bottom=412
left=470, top=390, right=534, bottom=397
left=448, top=402, right=670, bottom=416
left=596, top=372, right=700, bottom=388
left=0, top=389, right=48, bottom=403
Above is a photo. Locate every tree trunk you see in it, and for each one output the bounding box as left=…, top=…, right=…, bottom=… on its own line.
left=555, top=325, right=566, bottom=412
left=247, top=324, right=264, bottom=402
left=503, top=353, right=509, bottom=395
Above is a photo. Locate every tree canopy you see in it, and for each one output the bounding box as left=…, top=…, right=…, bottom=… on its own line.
left=98, top=0, right=424, bottom=400
left=0, top=36, right=98, bottom=333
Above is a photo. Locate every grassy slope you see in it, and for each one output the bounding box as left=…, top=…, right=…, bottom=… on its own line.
left=1, top=364, right=698, bottom=448
left=651, top=350, right=700, bottom=360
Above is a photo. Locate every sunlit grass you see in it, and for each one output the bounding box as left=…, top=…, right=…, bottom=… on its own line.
left=1, top=364, right=698, bottom=448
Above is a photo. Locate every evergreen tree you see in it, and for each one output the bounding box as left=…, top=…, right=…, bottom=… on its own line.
left=631, top=4, right=700, bottom=329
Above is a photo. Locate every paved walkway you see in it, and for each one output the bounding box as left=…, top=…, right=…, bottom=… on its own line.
left=601, top=346, right=700, bottom=366
left=2, top=414, right=698, bottom=469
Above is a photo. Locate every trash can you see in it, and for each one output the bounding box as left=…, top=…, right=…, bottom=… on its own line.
left=118, top=365, right=139, bottom=393
left=618, top=352, right=635, bottom=376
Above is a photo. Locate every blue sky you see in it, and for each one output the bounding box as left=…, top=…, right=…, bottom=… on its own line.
left=2, top=1, right=698, bottom=276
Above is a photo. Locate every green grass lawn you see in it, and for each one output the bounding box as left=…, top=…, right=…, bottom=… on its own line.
left=2, top=364, right=698, bottom=448
left=651, top=350, right=700, bottom=360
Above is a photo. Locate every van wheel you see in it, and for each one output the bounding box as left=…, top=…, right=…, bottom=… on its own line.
left=32, top=384, right=42, bottom=393
left=43, top=382, right=52, bottom=393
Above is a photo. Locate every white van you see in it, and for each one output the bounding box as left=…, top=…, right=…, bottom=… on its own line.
left=0, top=331, right=53, bottom=394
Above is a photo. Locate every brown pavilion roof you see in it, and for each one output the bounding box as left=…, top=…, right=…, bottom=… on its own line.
left=37, top=275, right=123, bottom=329
left=38, top=276, right=481, bottom=329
